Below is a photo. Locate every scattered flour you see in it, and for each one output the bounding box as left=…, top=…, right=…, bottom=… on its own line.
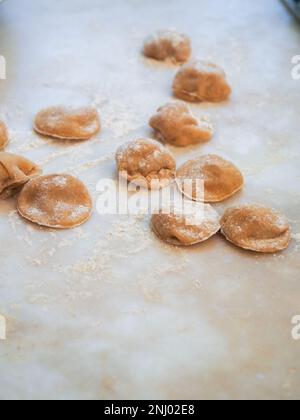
left=292, top=233, right=300, bottom=249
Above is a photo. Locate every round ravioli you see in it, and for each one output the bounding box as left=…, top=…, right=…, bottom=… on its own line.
left=173, top=60, right=232, bottom=103
left=34, top=106, right=100, bottom=140
left=0, top=121, right=9, bottom=150
left=152, top=203, right=220, bottom=246
left=0, top=152, right=42, bottom=198
left=17, top=174, right=92, bottom=229
left=116, top=138, right=176, bottom=190
left=149, top=102, right=213, bottom=147
left=221, top=204, right=291, bottom=253
left=176, top=154, right=244, bottom=203
left=143, top=30, right=191, bottom=64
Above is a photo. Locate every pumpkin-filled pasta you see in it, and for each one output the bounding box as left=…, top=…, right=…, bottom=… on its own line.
left=17, top=174, right=92, bottom=229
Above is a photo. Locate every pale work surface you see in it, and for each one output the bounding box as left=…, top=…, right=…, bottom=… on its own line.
left=0, top=0, right=300, bottom=400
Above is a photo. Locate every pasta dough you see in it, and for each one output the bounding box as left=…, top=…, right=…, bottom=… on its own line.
left=221, top=204, right=291, bottom=253
left=116, top=138, right=176, bottom=189
left=152, top=203, right=220, bottom=246
left=143, top=30, right=191, bottom=63
left=17, top=174, right=92, bottom=229
left=0, top=152, right=42, bottom=199
left=149, top=102, right=213, bottom=147
left=0, top=121, right=8, bottom=150
left=34, top=106, right=100, bottom=140
left=173, top=60, right=232, bottom=103
left=176, top=154, right=244, bottom=203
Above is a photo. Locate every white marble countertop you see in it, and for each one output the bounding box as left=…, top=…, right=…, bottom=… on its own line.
left=0, top=0, right=300, bottom=400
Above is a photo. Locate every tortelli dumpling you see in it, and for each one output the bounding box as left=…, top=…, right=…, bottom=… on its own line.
left=0, top=121, right=9, bottom=150
left=176, top=154, right=244, bottom=203
left=173, top=60, right=232, bottom=103
left=143, top=30, right=191, bottom=64
left=0, top=152, right=42, bottom=199
left=149, top=102, right=213, bottom=147
left=17, top=174, right=92, bottom=229
left=116, top=138, right=176, bottom=190
left=152, top=203, right=220, bottom=246
left=221, top=205, right=291, bottom=253
left=34, top=106, right=101, bottom=140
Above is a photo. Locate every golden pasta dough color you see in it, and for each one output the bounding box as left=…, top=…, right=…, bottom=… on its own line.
left=173, top=60, right=231, bottom=103
left=0, top=121, right=8, bottom=150
left=0, top=152, right=42, bottom=198
left=34, top=106, right=100, bottom=140
left=176, top=154, right=244, bottom=203
left=152, top=203, right=220, bottom=246
left=150, top=102, right=213, bottom=147
left=116, top=138, right=176, bottom=190
left=143, top=30, right=191, bottom=63
left=17, top=174, right=92, bottom=229
left=221, top=204, right=291, bottom=253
